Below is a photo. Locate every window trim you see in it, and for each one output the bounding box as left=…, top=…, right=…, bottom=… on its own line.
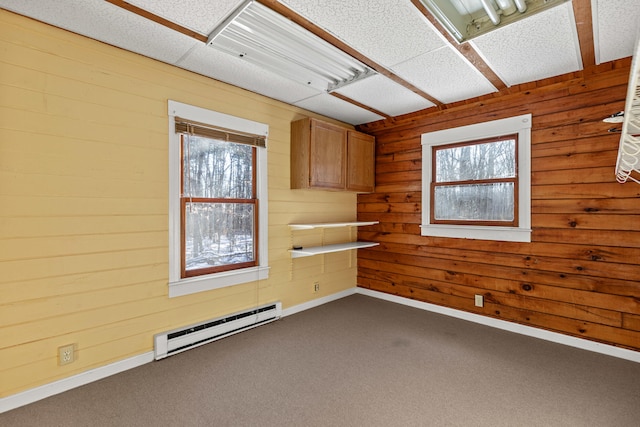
left=421, top=114, right=532, bottom=243
left=168, top=100, right=269, bottom=297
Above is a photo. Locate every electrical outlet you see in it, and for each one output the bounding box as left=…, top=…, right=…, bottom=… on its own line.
left=474, top=295, right=484, bottom=308
left=313, top=282, right=320, bottom=293
left=58, top=344, right=75, bottom=366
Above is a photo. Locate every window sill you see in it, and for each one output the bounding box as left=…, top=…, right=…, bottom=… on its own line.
left=169, top=266, right=270, bottom=298
left=420, top=224, right=531, bottom=243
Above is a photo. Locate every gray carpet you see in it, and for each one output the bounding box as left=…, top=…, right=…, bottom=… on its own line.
left=2, top=294, right=639, bottom=426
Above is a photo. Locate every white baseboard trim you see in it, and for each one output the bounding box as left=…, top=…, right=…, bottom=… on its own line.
left=1, top=352, right=154, bottom=414
left=2, top=289, right=357, bottom=413
left=358, top=288, right=640, bottom=364
left=4, top=287, right=637, bottom=413
left=282, top=287, right=358, bottom=317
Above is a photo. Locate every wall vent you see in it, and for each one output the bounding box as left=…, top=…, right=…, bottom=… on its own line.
left=154, top=302, right=282, bottom=360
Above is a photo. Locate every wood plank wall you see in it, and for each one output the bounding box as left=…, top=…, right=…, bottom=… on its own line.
left=356, top=61, right=640, bottom=351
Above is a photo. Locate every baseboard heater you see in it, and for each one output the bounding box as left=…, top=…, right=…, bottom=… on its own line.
left=154, top=302, right=282, bottom=360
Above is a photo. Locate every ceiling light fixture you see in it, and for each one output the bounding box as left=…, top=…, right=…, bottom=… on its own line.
left=207, top=0, right=375, bottom=92
left=420, top=0, right=568, bottom=43
left=480, top=0, right=501, bottom=26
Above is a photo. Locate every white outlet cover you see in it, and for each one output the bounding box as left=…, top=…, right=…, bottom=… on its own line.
left=474, top=295, right=484, bottom=307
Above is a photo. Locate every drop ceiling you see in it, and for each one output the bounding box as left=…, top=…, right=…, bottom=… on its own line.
left=1, top=0, right=639, bottom=125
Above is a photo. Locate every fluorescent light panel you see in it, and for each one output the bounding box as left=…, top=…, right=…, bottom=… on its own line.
left=207, top=0, right=375, bottom=92
left=421, top=0, right=569, bottom=43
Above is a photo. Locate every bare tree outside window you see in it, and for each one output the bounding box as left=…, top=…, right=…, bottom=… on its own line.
left=431, top=136, right=518, bottom=226
left=181, top=135, right=257, bottom=277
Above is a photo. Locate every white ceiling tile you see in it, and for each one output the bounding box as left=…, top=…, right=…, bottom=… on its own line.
left=592, top=0, right=640, bottom=64
left=392, top=46, right=497, bottom=104
left=126, top=0, right=244, bottom=35
left=471, top=2, right=582, bottom=86
left=2, top=0, right=637, bottom=126
left=335, top=74, right=435, bottom=117
left=294, top=94, right=385, bottom=125
left=280, top=0, right=446, bottom=67
left=178, top=45, right=322, bottom=104
left=0, top=0, right=199, bottom=64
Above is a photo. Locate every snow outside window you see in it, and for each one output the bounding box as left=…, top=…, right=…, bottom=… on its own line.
left=168, top=101, right=269, bottom=297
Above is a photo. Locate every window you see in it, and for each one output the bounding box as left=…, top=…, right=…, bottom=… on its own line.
left=180, top=133, right=257, bottom=277
left=431, top=136, right=518, bottom=226
left=168, top=101, right=269, bottom=297
left=421, top=114, right=532, bottom=242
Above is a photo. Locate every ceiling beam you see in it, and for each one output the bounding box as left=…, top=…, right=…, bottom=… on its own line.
left=572, top=0, right=596, bottom=73
left=104, top=0, right=208, bottom=43
left=105, top=0, right=443, bottom=111
left=257, top=0, right=443, bottom=106
left=329, top=93, right=392, bottom=120
left=410, top=0, right=508, bottom=92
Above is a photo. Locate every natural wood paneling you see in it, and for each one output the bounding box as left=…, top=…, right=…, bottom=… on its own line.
left=0, top=10, right=358, bottom=397
left=624, top=313, right=640, bottom=332
left=357, top=60, right=640, bottom=352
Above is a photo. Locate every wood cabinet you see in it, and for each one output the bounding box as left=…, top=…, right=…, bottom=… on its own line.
left=291, top=117, right=375, bottom=192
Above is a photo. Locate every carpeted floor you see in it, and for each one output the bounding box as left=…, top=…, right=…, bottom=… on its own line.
left=2, top=294, right=640, bottom=426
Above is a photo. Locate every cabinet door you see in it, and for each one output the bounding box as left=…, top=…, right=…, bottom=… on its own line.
left=309, top=120, right=347, bottom=189
left=346, top=131, right=375, bottom=192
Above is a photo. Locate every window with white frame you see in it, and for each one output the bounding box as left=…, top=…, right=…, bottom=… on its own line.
left=168, top=101, right=269, bottom=297
left=421, top=114, right=532, bottom=242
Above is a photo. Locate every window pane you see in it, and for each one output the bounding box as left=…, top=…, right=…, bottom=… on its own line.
left=185, top=202, right=255, bottom=272
left=183, top=136, right=253, bottom=199
left=434, top=183, right=514, bottom=221
left=435, top=139, right=516, bottom=182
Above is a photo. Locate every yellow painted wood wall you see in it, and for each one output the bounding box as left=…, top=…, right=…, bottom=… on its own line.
left=0, top=10, right=359, bottom=398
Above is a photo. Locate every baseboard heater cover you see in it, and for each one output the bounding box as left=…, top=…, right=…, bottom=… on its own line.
left=154, top=302, right=282, bottom=360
